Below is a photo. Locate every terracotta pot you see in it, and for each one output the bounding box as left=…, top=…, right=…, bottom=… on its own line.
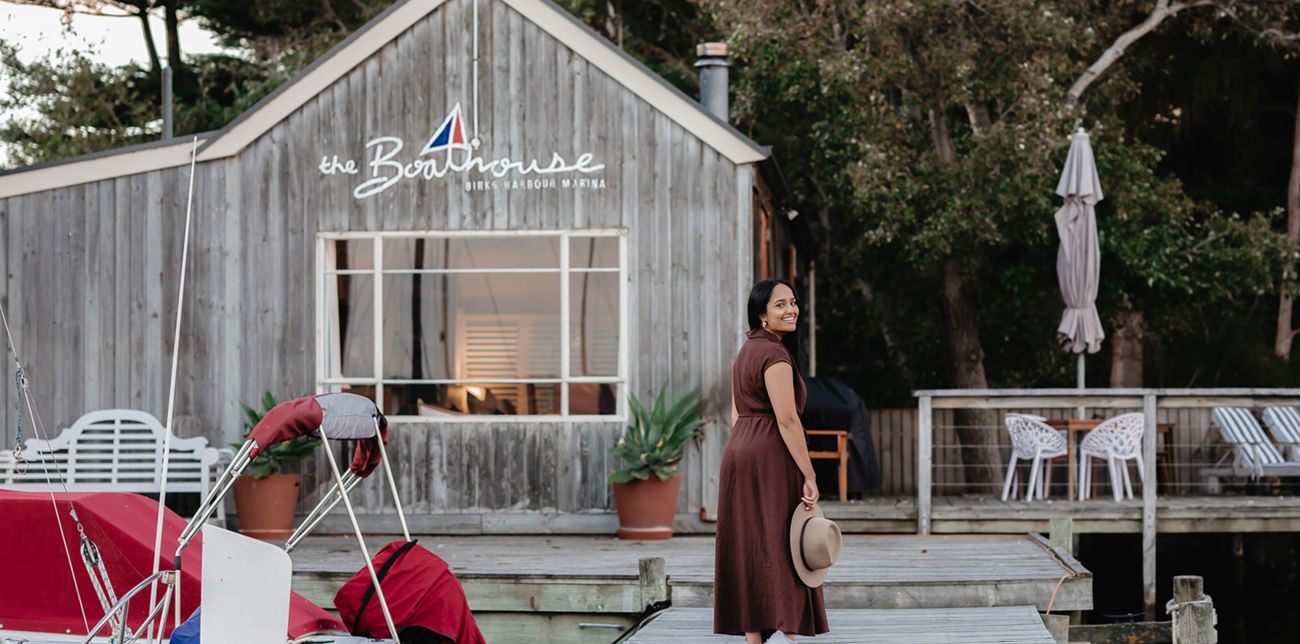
left=233, top=473, right=301, bottom=540
left=612, top=475, right=681, bottom=540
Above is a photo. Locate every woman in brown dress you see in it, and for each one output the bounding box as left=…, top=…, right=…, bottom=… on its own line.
left=714, top=279, right=829, bottom=643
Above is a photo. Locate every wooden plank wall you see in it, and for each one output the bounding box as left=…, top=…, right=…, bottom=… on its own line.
left=868, top=407, right=1220, bottom=496
left=0, top=0, right=747, bottom=517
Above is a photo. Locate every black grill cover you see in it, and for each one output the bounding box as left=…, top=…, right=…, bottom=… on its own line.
left=801, top=376, right=880, bottom=495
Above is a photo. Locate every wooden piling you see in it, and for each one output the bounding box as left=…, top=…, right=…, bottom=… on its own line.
left=639, top=557, right=668, bottom=608
left=1142, top=394, right=1158, bottom=619
left=1049, top=517, right=1074, bottom=557
left=917, top=396, right=932, bottom=535
left=1170, top=575, right=1216, bottom=644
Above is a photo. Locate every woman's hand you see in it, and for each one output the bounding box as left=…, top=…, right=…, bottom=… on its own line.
left=802, top=477, right=819, bottom=510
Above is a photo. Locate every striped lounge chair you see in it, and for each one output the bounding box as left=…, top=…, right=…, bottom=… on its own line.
left=1261, top=406, right=1300, bottom=462
left=1209, top=407, right=1300, bottom=480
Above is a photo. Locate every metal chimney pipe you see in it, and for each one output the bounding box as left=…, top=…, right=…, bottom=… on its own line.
left=695, top=42, right=730, bottom=122
left=162, top=66, right=174, bottom=140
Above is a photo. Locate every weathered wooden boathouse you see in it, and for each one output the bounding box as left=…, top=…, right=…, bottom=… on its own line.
left=0, top=0, right=811, bottom=530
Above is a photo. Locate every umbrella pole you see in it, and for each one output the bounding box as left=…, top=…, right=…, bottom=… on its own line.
left=1076, top=353, right=1086, bottom=419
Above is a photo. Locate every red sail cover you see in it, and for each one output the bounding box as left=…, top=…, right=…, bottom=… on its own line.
left=334, top=540, right=486, bottom=644
left=0, top=490, right=344, bottom=638
left=247, top=394, right=389, bottom=477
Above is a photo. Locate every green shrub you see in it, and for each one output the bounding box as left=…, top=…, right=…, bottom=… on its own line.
left=609, top=386, right=703, bottom=483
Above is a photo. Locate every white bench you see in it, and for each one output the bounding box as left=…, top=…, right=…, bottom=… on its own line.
left=0, top=409, right=230, bottom=522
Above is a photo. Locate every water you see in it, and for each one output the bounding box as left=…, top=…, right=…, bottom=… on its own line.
left=1077, top=533, right=1300, bottom=643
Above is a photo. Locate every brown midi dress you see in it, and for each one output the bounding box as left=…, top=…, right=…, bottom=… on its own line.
left=713, top=329, right=829, bottom=637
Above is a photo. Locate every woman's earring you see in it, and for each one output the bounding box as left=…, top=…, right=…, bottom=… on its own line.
left=762, top=319, right=768, bottom=330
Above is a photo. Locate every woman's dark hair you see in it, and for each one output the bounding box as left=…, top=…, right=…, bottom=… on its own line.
left=747, top=279, right=802, bottom=365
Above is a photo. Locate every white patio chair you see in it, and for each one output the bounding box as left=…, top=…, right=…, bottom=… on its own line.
left=1001, top=414, right=1068, bottom=502
left=1261, top=406, right=1300, bottom=462
left=1078, top=412, right=1145, bottom=501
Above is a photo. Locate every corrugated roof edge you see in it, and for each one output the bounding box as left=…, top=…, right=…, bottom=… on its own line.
left=0, top=132, right=215, bottom=177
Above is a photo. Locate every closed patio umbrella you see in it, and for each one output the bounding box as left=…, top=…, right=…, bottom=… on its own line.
left=1055, top=129, right=1105, bottom=387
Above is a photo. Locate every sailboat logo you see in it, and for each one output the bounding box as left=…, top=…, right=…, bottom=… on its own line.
left=421, top=103, right=473, bottom=154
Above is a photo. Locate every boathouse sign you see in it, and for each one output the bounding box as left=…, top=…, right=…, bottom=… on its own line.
left=318, top=103, right=608, bottom=199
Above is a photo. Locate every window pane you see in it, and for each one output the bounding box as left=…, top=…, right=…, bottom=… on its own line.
left=325, top=274, right=374, bottom=377
left=381, top=272, right=561, bottom=380
left=385, top=382, right=562, bottom=416
left=331, top=239, right=375, bottom=270
left=383, top=236, right=560, bottom=270
left=569, top=383, right=618, bottom=415
left=569, top=236, right=618, bottom=269
left=569, top=272, right=619, bottom=377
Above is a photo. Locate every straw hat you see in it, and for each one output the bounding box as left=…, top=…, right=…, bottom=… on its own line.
left=789, top=502, right=842, bottom=588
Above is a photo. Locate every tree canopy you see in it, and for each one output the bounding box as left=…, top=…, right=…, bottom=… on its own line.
left=3, top=0, right=1299, bottom=410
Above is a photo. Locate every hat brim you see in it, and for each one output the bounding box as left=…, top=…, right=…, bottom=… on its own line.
left=789, top=502, right=830, bottom=588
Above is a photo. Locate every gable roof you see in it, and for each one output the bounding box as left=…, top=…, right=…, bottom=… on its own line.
left=198, top=0, right=767, bottom=163
left=0, top=0, right=767, bottom=198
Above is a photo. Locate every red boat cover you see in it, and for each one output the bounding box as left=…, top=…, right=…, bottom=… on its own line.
left=248, top=394, right=389, bottom=477
left=334, top=540, right=486, bottom=643
left=0, top=490, right=344, bottom=638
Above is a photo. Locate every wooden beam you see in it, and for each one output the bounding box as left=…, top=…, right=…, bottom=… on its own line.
left=1049, top=517, right=1075, bottom=557
left=917, top=396, right=932, bottom=535
left=1142, top=394, right=1158, bottom=620
left=929, top=396, right=1144, bottom=410
left=639, top=557, right=668, bottom=608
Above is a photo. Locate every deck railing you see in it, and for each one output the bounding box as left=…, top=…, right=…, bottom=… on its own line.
left=913, top=388, right=1300, bottom=615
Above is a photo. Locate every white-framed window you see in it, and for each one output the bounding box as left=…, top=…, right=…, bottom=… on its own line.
left=316, top=230, right=627, bottom=420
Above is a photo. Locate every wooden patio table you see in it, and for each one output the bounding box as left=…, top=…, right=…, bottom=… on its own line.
left=1044, top=419, right=1175, bottom=501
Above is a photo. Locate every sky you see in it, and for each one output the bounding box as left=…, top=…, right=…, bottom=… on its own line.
left=0, top=3, right=228, bottom=165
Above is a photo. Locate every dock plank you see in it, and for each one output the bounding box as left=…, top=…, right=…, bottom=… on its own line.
left=625, top=607, right=1055, bottom=643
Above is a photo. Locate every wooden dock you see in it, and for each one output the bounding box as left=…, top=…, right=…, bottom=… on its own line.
left=625, top=607, right=1056, bottom=643
left=291, top=533, right=1090, bottom=611
left=289, top=533, right=1089, bottom=643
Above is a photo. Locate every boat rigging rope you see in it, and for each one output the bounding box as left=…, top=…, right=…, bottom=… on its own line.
left=0, top=300, right=93, bottom=633
left=147, top=136, right=201, bottom=638
left=11, top=367, right=24, bottom=472
left=80, top=528, right=122, bottom=634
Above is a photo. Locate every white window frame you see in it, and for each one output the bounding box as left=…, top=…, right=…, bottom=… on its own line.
left=315, top=229, right=629, bottom=422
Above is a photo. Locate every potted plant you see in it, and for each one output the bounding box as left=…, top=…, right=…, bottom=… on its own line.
left=609, top=386, right=703, bottom=540
left=232, top=391, right=321, bottom=540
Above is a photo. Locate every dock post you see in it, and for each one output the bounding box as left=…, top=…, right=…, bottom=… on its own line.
left=1168, top=575, right=1216, bottom=644
left=917, top=396, right=932, bottom=535
left=1142, top=394, right=1158, bottom=620
left=639, top=557, right=668, bottom=609
left=1049, top=517, right=1074, bottom=557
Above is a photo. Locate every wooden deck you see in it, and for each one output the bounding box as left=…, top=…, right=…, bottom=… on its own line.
left=625, top=607, right=1056, bottom=643
left=821, top=494, right=1300, bottom=534
left=289, top=533, right=1091, bottom=610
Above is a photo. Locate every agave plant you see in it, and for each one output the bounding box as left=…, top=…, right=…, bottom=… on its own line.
left=235, top=391, right=322, bottom=478
left=609, top=386, right=703, bottom=484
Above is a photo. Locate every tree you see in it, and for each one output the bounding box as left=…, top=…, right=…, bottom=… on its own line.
left=0, top=0, right=393, bottom=167
left=701, top=0, right=1292, bottom=489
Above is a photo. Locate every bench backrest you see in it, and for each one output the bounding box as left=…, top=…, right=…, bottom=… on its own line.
left=0, top=409, right=218, bottom=490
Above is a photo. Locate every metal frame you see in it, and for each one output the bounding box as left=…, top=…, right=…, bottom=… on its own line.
left=169, top=415, right=412, bottom=641
left=80, top=571, right=175, bottom=644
